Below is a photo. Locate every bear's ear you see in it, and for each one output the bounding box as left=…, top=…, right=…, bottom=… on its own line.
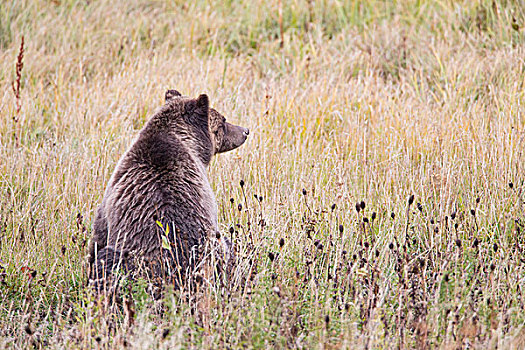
left=195, top=94, right=209, bottom=115
left=165, top=89, right=182, bottom=101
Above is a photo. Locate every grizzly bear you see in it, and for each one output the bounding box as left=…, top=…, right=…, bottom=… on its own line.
left=88, top=90, right=249, bottom=290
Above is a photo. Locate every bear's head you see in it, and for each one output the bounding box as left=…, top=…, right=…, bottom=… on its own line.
left=163, top=90, right=249, bottom=160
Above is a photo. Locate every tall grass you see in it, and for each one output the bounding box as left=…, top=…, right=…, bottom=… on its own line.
left=1, top=0, right=524, bottom=348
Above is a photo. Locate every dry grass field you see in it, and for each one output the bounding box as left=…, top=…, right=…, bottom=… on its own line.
left=1, top=0, right=525, bottom=348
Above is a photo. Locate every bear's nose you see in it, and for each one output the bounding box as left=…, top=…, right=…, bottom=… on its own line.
left=243, top=128, right=250, bottom=137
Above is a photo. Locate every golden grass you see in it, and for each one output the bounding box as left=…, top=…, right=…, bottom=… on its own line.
left=1, top=0, right=524, bottom=348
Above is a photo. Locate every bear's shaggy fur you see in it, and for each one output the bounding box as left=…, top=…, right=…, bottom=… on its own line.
left=88, top=91, right=248, bottom=289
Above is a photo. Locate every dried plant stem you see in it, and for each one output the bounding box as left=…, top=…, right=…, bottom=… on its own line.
left=11, top=36, right=24, bottom=146
left=278, top=0, right=284, bottom=48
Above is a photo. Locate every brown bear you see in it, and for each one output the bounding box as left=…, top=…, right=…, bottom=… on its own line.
left=88, top=90, right=249, bottom=290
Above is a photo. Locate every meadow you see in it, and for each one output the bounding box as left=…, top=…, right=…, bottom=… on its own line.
left=1, top=0, right=524, bottom=348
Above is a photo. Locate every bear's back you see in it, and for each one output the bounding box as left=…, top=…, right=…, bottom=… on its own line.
left=104, top=127, right=218, bottom=261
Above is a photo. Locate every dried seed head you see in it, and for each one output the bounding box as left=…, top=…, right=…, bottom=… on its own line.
left=324, top=315, right=330, bottom=326
left=240, top=180, right=245, bottom=188
left=355, top=202, right=361, bottom=213
left=229, top=226, right=234, bottom=234
left=417, top=203, right=423, bottom=212
left=391, top=212, right=395, bottom=219
left=259, top=196, right=263, bottom=202
left=493, top=243, right=498, bottom=253
left=451, top=212, right=456, bottom=220
left=476, top=197, right=480, bottom=204
left=389, top=242, right=394, bottom=249
left=408, top=194, right=415, bottom=206
left=162, top=328, right=170, bottom=339
left=216, top=232, right=221, bottom=239
left=363, top=217, right=369, bottom=223
left=444, top=273, right=449, bottom=282
left=470, top=209, right=476, bottom=216
left=364, top=241, right=369, bottom=248
left=279, top=238, right=285, bottom=248
left=268, top=252, right=275, bottom=261
left=230, top=198, right=234, bottom=204
left=339, top=224, right=344, bottom=233
left=302, top=188, right=307, bottom=196
left=360, top=201, right=366, bottom=210
left=455, top=239, right=462, bottom=248
left=375, top=249, right=379, bottom=257
left=473, top=238, right=479, bottom=248
left=331, top=204, right=336, bottom=211
left=430, top=218, right=435, bottom=225
left=371, top=212, right=376, bottom=220
left=509, top=182, right=514, bottom=189
left=490, top=263, right=496, bottom=271
left=238, top=204, right=242, bottom=212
